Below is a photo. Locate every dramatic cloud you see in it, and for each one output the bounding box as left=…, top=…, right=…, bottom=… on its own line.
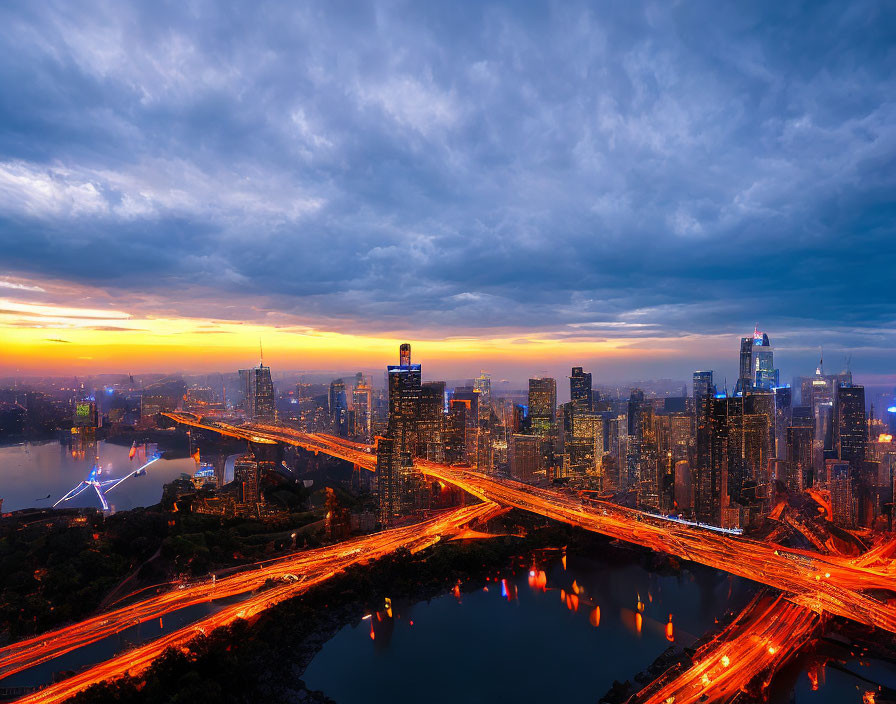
left=0, top=1, right=894, bottom=378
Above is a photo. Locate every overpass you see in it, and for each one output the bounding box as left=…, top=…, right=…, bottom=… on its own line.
left=163, top=413, right=376, bottom=468
left=6, top=502, right=503, bottom=704
left=165, top=414, right=896, bottom=635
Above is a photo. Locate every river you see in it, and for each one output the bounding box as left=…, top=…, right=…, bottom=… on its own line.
left=0, top=439, right=196, bottom=513
left=304, top=551, right=896, bottom=703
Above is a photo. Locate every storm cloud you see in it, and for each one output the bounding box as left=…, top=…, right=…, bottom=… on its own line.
left=1, top=1, right=894, bottom=374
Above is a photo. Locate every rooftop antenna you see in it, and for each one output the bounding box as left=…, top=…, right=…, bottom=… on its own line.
left=259, top=339, right=264, bottom=367
left=816, top=347, right=824, bottom=376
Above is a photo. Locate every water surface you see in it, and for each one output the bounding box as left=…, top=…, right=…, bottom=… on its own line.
left=0, top=440, right=196, bottom=513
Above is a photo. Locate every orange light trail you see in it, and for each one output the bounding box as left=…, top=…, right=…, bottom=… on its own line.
left=3, top=502, right=501, bottom=702
left=634, top=593, right=818, bottom=704
left=164, top=416, right=896, bottom=634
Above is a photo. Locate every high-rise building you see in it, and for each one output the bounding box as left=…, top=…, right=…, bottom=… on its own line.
left=835, top=383, right=866, bottom=469
left=352, top=378, right=372, bottom=441
left=564, top=407, right=604, bottom=478
left=626, top=389, right=656, bottom=491
left=673, top=460, right=693, bottom=513
left=238, top=364, right=275, bottom=420
left=752, top=333, right=778, bottom=390
left=387, top=343, right=422, bottom=453
left=829, top=461, right=854, bottom=528
left=510, top=434, right=548, bottom=482
left=376, top=436, right=402, bottom=526
left=786, top=406, right=814, bottom=491
left=417, top=381, right=446, bottom=461
left=737, top=337, right=754, bottom=394
left=736, top=328, right=779, bottom=393
left=446, top=398, right=472, bottom=464
left=695, top=394, right=732, bottom=525
left=328, top=378, right=349, bottom=436
left=773, top=386, right=792, bottom=459
left=473, top=372, right=491, bottom=409
left=528, top=378, right=557, bottom=437
left=570, top=367, right=593, bottom=412
left=381, top=344, right=425, bottom=525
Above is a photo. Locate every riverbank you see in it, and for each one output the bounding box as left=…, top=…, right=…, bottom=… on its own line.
left=64, top=515, right=722, bottom=703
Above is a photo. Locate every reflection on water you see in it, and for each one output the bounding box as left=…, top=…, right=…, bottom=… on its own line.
left=0, top=440, right=197, bottom=513
left=304, top=552, right=756, bottom=704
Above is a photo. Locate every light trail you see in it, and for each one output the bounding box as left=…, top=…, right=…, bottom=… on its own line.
left=164, top=416, right=896, bottom=634
left=634, top=593, right=819, bottom=704
left=162, top=413, right=376, bottom=469
left=413, top=460, right=896, bottom=634
left=2, top=502, right=502, bottom=704
left=0, top=502, right=502, bottom=690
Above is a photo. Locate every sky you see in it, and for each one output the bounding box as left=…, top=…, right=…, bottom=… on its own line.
left=1, top=1, right=895, bottom=386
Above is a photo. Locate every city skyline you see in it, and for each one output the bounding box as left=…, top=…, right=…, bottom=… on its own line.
left=2, top=1, right=895, bottom=380
left=2, top=3, right=896, bottom=703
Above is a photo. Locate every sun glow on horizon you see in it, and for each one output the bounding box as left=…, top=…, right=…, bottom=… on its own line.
left=0, top=295, right=707, bottom=375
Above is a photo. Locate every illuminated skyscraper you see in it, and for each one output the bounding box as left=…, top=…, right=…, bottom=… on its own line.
left=473, top=372, right=491, bottom=409
left=570, top=367, right=593, bottom=412
left=737, top=336, right=754, bottom=394
left=786, top=406, right=814, bottom=490
left=234, top=454, right=261, bottom=505
left=381, top=343, right=424, bottom=525
left=328, top=378, right=349, bottom=436
left=693, top=370, right=715, bottom=406
left=695, top=394, right=732, bottom=526
left=835, top=383, right=866, bottom=469
left=352, top=378, right=372, bottom=441
left=387, top=343, right=422, bottom=452
left=239, top=364, right=275, bottom=420
left=736, top=328, right=779, bottom=393
left=528, top=377, right=556, bottom=437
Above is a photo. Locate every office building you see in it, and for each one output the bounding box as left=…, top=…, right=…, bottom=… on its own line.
left=528, top=377, right=557, bottom=437
left=570, top=367, right=593, bottom=412
left=239, top=364, right=275, bottom=420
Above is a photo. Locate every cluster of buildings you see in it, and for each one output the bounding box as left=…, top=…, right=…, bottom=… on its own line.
left=369, top=336, right=895, bottom=531
left=11, top=329, right=891, bottom=536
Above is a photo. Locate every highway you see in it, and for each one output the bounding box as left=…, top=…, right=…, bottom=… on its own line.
left=163, top=416, right=896, bottom=634
left=415, top=460, right=896, bottom=634
left=4, top=502, right=502, bottom=703
left=634, top=593, right=819, bottom=704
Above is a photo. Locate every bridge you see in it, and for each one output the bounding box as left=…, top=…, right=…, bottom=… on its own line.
left=4, top=415, right=893, bottom=703
left=164, top=414, right=896, bottom=635
left=163, top=412, right=376, bottom=468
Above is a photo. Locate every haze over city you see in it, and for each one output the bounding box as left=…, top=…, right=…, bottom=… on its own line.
left=2, top=3, right=896, bottom=704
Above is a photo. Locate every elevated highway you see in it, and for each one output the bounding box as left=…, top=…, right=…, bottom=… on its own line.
left=164, top=415, right=896, bottom=634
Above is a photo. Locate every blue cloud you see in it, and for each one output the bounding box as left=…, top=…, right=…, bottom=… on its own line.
left=0, top=0, right=894, bottom=373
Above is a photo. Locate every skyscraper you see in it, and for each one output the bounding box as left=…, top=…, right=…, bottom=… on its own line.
left=328, top=378, right=348, bottom=436
left=473, top=372, right=491, bottom=409
left=693, top=370, right=715, bottom=405
left=570, top=367, right=593, bottom=412
left=238, top=364, right=274, bottom=420
left=786, top=406, right=814, bottom=490
left=737, top=336, right=754, bottom=394
left=736, top=328, right=779, bottom=393
left=528, top=377, right=557, bottom=437
left=352, top=378, right=372, bottom=441
left=387, top=343, right=422, bottom=451
left=695, top=394, right=730, bottom=525
left=381, top=343, right=424, bottom=525
left=835, top=383, right=866, bottom=469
